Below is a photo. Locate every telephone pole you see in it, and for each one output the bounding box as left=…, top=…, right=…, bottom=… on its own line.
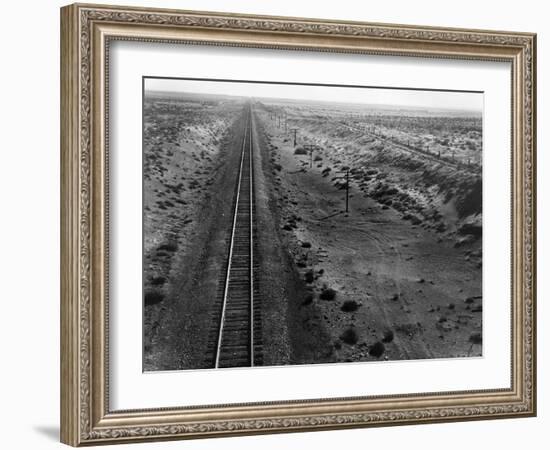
left=345, top=169, right=350, bottom=213
left=336, top=168, right=351, bottom=213
left=303, top=144, right=316, bottom=168
left=290, top=128, right=298, bottom=147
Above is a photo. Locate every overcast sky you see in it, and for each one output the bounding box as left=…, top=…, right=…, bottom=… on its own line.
left=145, top=77, right=483, bottom=113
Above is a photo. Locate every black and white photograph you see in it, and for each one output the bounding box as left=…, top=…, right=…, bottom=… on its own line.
left=142, top=77, right=483, bottom=371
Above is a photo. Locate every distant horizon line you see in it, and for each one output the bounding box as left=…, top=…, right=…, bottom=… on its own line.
left=144, top=88, right=483, bottom=115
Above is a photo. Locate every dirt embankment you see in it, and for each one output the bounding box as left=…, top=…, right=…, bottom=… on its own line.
left=287, top=109, right=483, bottom=266
left=143, top=98, right=246, bottom=370
left=253, top=103, right=482, bottom=363
left=252, top=109, right=336, bottom=367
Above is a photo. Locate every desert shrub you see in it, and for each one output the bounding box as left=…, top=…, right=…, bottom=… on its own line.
left=320, top=287, right=336, bottom=301
left=301, top=242, right=312, bottom=248
left=273, top=163, right=282, bottom=171
left=382, top=330, right=394, bottom=343
left=304, top=270, right=315, bottom=283
left=403, top=213, right=422, bottom=225
left=340, top=327, right=359, bottom=345
left=294, top=147, right=308, bottom=155
left=296, top=260, right=307, bottom=268
left=369, top=341, right=385, bottom=357
left=314, top=155, right=323, bottom=161
left=469, top=332, right=482, bottom=344
left=341, top=300, right=360, bottom=312
left=458, top=222, right=482, bottom=238
left=158, top=242, right=177, bottom=252
left=302, top=293, right=314, bottom=306
left=150, top=276, right=166, bottom=286
left=144, top=289, right=164, bottom=306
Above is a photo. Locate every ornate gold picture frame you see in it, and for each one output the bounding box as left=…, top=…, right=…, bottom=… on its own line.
left=60, top=3, right=536, bottom=446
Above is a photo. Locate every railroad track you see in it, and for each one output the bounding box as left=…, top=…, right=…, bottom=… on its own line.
left=205, top=106, right=262, bottom=369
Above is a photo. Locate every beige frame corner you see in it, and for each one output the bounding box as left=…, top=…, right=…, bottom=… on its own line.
left=60, top=3, right=536, bottom=446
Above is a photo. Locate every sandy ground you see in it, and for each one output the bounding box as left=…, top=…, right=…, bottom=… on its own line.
left=255, top=102, right=482, bottom=363
left=143, top=94, right=483, bottom=371
left=143, top=94, right=246, bottom=370
left=252, top=111, right=336, bottom=366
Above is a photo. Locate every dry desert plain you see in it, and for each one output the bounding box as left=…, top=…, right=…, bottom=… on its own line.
left=143, top=92, right=483, bottom=371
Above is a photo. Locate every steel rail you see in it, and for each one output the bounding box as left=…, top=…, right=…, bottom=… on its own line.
left=214, top=112, right=250, bottom=368
left=249, top=107, right=255, bottom=367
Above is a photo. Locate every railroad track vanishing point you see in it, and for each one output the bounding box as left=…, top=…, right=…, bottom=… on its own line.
left=206, top=105, right=262, bottom=369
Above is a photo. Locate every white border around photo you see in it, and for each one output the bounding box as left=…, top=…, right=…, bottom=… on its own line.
left=109, top=41, right=511, bottom=411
